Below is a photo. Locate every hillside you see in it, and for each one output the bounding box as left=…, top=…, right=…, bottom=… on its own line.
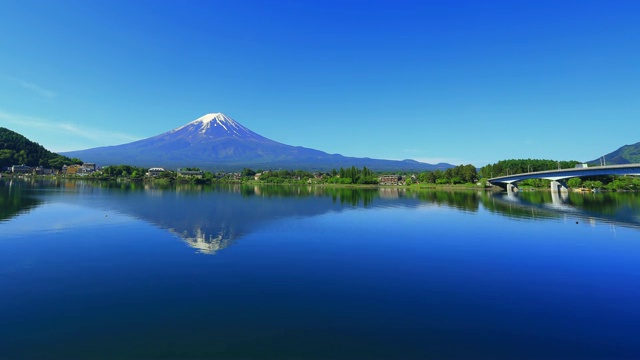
left=0, top=127, right=82, bottom=169
left=589, top=142, right=640, bottom=165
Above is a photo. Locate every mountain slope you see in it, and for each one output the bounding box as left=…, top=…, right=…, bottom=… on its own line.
left=0, top=127, right=81, bottom=169
left=589, top=142, right=640, bottom=165
left=60, top=113, right=453, bottom=171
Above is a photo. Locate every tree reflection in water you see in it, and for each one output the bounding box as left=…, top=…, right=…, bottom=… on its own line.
left=2, top=179, right=639, bottom=254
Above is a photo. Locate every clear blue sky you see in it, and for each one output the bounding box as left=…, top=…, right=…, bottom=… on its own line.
left=1, top=0, right=639, bottom=166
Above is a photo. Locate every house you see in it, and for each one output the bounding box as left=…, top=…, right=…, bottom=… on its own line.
left=146, top=167, right=166, bottom=177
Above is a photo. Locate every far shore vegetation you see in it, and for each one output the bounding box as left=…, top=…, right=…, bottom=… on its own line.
left=3, top=159, right=640, bottom=192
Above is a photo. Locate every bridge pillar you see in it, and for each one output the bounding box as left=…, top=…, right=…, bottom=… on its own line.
left=506, top=183, right=519, bottom=194
left=550, top=180, right=568, bottom=194
left=551, top=188, right=569, bottom=205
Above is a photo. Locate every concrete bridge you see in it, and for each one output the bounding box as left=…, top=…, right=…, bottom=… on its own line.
left=488, top=164, right=640, bottom=193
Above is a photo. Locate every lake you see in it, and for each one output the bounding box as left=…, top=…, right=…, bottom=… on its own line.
left=1, top=179, right=640, bottom=359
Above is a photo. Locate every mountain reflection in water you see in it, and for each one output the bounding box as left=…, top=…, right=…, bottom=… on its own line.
left=2, top=179, right=639, bottom=254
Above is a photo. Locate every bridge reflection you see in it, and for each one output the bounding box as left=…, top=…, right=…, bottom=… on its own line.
left=486, top=190, right=640, bottom=229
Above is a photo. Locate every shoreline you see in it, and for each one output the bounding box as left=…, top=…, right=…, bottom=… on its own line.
left=2, top=174, right=637, bottom=192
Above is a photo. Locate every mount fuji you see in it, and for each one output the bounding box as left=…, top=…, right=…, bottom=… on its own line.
left=60, top=113, right=452, bottom=171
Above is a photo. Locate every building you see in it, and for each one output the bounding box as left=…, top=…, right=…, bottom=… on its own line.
left=62, top=164, right=81, bottom=175
left=146, top=167, right=166, bottom=177
left=34, top=166, right=54, bottom=175
left=77, top=163, right=97, bottom=176
left=177, top=168, right=203, bottom=178
left=82, top=163, right=96, bottom=171
left=11, top=165, right=32, bottom=174
left=379, top=175, right=405, bottom=185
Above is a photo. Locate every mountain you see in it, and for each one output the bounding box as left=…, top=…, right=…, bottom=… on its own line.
left=588, top=142, right=640, bottom=165
left=60, top=113, right=453, bottom=171
left=0, top=127, right=81, bottom=169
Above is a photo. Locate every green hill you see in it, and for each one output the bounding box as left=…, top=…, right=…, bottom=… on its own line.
left=590, top=142, right=640, bottom=165
left=0, top=127, right=82, bottom=170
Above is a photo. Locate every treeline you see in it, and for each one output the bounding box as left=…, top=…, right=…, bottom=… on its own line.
left=415, top=164, right=477, bottom=185
left=253, top=169, right=317, bottom=184
left=0, top=127, right=82, bottom=169
left=479, top=159, right=581, bottom=179
left=100, top=165, right=149, bottom=179
left=238, top=166, right=379, bottom=185
left=79, top=164, right=481, bottom=186
left=567, top=176, right=640, bottom=191
left=327, top=166, right=378, bottom=184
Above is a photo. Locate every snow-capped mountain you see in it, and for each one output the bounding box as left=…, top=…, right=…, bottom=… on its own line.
left=60, top=113, right=452, bottom=171
left=170, top=113, right=266, bottom=141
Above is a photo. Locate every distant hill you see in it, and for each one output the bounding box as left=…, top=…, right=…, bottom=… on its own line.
left=0, top=127, right=82, bottom=169
left=60, top=113, right=454, bottom=172
left=588, top=142, right=640, bottom=165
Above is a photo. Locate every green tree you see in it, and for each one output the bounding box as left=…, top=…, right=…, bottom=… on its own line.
left=241, top=168, right=256, bottom=177
left=567, top=178, right=582, bottom=188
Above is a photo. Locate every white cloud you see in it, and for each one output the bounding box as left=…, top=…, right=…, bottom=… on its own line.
left=0, top=110, right=140, bottom=151
left=1, top=75, right=56, bottom=100
left=17, top=80, right=57, bottom=99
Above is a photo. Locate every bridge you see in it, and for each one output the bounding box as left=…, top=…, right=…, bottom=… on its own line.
left=488, top=164, right=640, bottom=193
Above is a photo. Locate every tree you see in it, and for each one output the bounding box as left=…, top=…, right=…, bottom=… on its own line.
left=567, top=178, right=582, bottom=188
left=241, top=168, right=256, bottom=177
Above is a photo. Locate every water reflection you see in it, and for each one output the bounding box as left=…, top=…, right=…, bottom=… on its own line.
left=413, top=190, right=481, bottom=212
left=485, top=190, right=640, bottom=227
left=2, top=179, right=639, bottom=254
left=0, top=179, right=43, bottom=222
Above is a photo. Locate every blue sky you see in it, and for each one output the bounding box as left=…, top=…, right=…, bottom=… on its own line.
left=1, top=0, right=639, bottom=166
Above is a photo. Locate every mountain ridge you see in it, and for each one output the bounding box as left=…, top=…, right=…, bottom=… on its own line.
left=588, top=142, right=640, bottom=165
left=60, top=113, right=454, bottom=172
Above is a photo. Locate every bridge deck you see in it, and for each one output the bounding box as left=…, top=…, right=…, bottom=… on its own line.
left=489, top=164, right=640, bottom=184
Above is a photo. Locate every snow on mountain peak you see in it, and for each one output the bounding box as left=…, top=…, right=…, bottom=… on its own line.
left=194, top=113, right=238, bottom=132
left=173, top=113, right=255, bottom=138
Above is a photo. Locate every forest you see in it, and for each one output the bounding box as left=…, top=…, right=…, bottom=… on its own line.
left=0, top=127, right=82, bottom=169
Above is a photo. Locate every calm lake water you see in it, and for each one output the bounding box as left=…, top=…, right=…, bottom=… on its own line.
left=1, top=179, right=640, bottom=359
